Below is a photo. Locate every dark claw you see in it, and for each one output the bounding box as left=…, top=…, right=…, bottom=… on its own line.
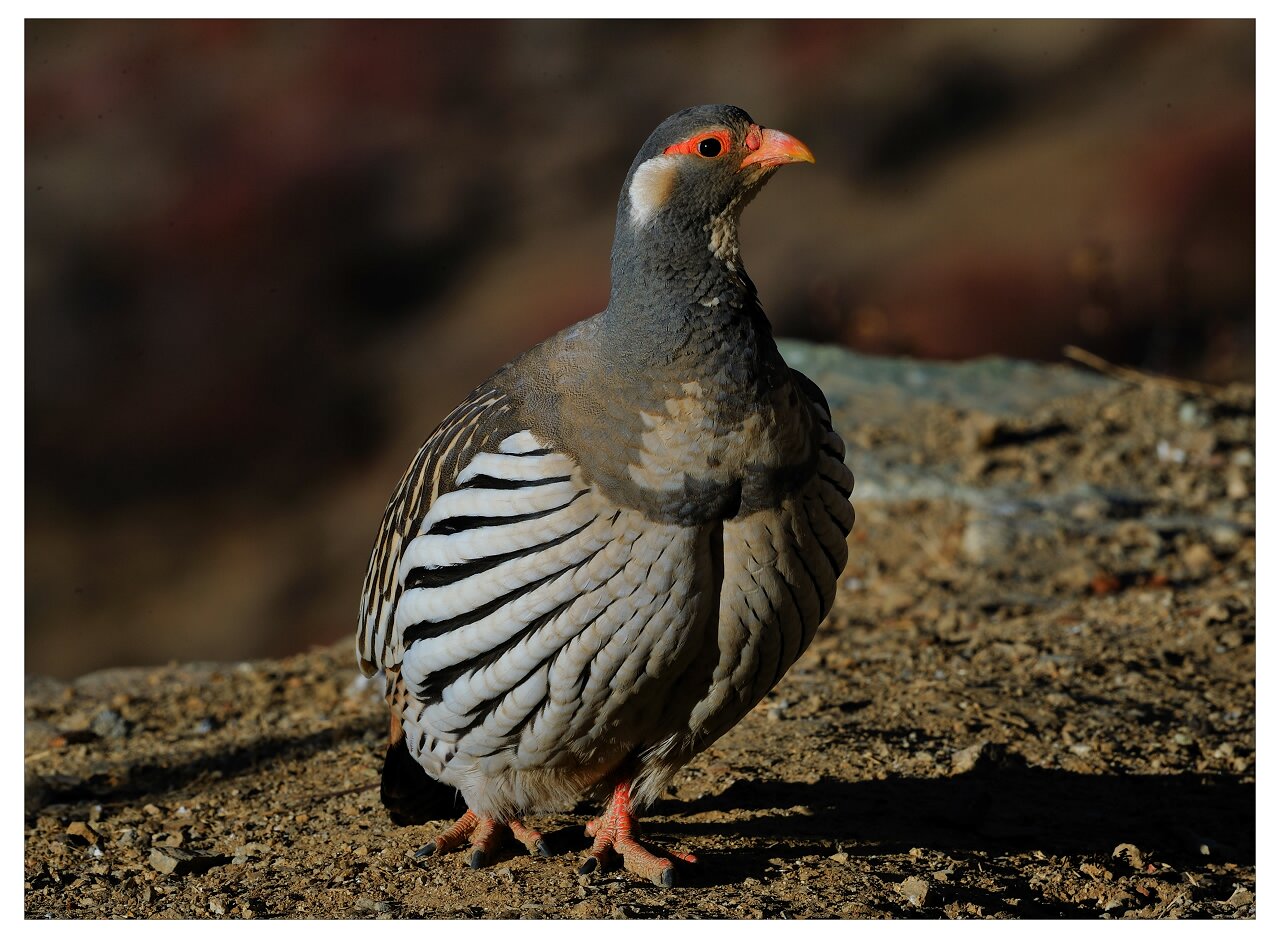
left=658, top=867, right=676, bottom=889
left=414, top=843, right=436, bottom=860
left=535, top=840, right=552, bottom=858
left=577, top=856, right=598, bottom=875
left=468, top=848, right=489, bottom=869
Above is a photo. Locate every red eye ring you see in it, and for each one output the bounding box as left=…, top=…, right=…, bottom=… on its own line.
left=663, top=129, right=732, bottom=159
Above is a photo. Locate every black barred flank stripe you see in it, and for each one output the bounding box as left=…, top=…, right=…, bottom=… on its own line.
left=427, top=552, right=630, bottom=739
left=489, top=617, right=626, bottom=740
left=501, top=688, right=552, bottom=745
left=459, top=473, right=571, bottom=491
left=357, top=385, right=512, bottom=672
left=402, top=566, right=570, bottom=648
left=404, top=518, right=594, bottom=591
left=413, top=541, right=614, bottom=707
left=425, top=490, right=587, bottom=536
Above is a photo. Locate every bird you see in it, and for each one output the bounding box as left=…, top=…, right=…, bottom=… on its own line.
left=356, top=104, right=854, bottom=887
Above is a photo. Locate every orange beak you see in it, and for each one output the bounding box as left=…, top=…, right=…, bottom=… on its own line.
left=739, top=127, right=815, bottom=170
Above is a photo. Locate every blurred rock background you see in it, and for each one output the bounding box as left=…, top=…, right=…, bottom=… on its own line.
left=25, top=20, right=1254, bottom=677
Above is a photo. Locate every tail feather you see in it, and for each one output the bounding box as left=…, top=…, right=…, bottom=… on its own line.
left=381, top=722, right=462, bottom=826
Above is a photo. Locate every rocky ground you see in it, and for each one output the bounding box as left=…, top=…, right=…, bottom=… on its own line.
left=24, top=345, right=1255, bottom=919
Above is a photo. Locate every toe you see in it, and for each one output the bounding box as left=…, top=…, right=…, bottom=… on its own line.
left=622, top=853, right=675, bottom=886
left=507, top=818, right=550, bottom=858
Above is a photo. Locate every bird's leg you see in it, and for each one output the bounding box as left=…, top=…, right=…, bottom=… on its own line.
left=415, top=810, right=551, bottom=868
left=580, top=780, right=696, bottom=887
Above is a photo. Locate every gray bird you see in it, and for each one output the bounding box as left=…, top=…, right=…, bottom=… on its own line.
left=357, top=104, right=854, bottom=887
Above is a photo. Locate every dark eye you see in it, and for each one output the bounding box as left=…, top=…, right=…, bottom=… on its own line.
left=697, top=137, right=722, bottom=158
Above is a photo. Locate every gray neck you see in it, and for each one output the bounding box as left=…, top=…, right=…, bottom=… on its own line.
left=600, top=196, right=784, bottom=395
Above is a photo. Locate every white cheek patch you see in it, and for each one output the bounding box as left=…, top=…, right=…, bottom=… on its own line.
left=628, top=155, right=679, bottom=227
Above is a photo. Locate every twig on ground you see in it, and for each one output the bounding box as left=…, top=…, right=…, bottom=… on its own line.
left=1062, top=346, right=1224, bottom=398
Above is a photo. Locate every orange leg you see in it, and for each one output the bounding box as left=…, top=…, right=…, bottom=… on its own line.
left=414, top=810, right=550, bottom=869
left=580, top=780, right=697, bottom=887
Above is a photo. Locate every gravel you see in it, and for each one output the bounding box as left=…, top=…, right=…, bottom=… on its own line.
left=25, top=359, right=1254, bottom=919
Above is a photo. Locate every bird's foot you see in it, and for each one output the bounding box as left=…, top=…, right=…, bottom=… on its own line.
left=414, top=810, right=551, bottom=868
left=579, top=781, right=696, bottom=888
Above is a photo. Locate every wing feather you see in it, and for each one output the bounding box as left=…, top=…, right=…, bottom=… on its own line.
left=356, top=386, right=513, bottom=676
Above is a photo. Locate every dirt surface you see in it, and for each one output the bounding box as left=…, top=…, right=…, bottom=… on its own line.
left=24, top=350, right=1255, bottom=919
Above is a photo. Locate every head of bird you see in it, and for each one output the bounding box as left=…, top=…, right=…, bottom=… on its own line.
left=614, top=104, right=815, bottom=265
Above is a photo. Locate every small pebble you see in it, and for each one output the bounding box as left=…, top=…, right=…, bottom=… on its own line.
left=1178, top=401, right=1205, bottom=427
left=90, top=709, right=130, bottom=740
left=1112, top=843, right=1145, bottom=869
left=148, top=846, right=231, bottom=876
left=898, top=876, right=930, bottom=907
left=1182, top=543, right=1215, bottom=576
left=1226, top=470, right=1249, bottom=500
left=65, top=822, right=98, bottom=846
left=950, top=740, right=1009, bottom=775
left=961, top=515, right=1015, bottom=565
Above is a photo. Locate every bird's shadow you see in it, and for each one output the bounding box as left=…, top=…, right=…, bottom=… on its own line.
left=636, top=766, right=1254, bottom=890
left=28, top=719, right=1254, bottom=909
left=25, top=719, right=382, bottom=816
